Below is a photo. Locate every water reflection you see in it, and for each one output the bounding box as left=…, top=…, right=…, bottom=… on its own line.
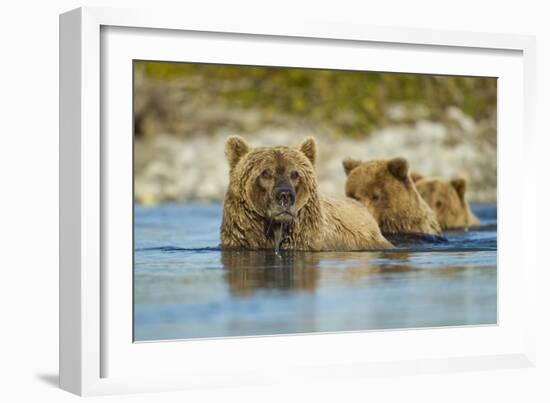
left=221, top=250, right=403, bottom=296
left=221, top=249, right=495, bottom=297
left=221, top=250, right=319, bottom=296
left=221, top=250, right=417, bottom=296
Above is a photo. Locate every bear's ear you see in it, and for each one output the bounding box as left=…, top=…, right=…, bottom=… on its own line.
left=410, top=172, right=424, bottom=182
left=342, top=158, right=361, bottom=176
left=298, top=137, right=318, bottom=165
left=388, top=157, right=409, bottom=181
left=225, top=135, right=250, bottom=170
left=451, top=177, right=467, bottom=200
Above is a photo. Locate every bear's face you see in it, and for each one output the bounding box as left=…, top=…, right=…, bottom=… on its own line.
left=413, top=176, right=480, bottom=229
left=225, top=136, right=318, bottom=225
left=342, top=157, right=440, bottom=235
left=343, top=158, right=414, bottom=223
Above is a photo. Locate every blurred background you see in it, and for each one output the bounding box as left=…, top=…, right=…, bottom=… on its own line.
left=134, top=61, right=497, bottom=205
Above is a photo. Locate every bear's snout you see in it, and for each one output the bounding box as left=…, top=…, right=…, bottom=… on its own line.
left=275, top=188, right=296, bottom=209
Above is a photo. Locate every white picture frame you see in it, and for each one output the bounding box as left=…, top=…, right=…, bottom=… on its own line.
left=59, top=6, right=537, bottom=396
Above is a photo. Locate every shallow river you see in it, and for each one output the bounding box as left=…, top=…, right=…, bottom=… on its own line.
left=134, top=203, right=497, bottom=341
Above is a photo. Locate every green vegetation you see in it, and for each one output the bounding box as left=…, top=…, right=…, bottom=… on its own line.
left=134, top=61, right=496, bottom=139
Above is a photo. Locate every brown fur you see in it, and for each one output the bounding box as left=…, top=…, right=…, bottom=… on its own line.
left=342, top=157, right=441, bottom=235
left=412, top=174, right=481, bottom=230
left=220, top=136, right=393, bottom=251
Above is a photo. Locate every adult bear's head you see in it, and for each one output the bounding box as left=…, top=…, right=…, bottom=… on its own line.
left=224, top=135, right=319, bottom=224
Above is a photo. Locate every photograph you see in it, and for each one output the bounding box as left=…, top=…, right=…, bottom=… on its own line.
left=133, top=61, right=497, bottom=341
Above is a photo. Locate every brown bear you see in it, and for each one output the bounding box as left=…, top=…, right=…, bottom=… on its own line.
left=220, top=136, right=393, bottom=251
left=412, top=174, right=481, bottom=230
left=342, top=157, right=442, bottom=236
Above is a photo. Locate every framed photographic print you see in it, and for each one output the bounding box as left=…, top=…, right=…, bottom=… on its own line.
left=60, top=6, right=537, bottom=396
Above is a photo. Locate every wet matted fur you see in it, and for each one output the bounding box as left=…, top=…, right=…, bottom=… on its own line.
left=220, top=136, right=393, bottom=251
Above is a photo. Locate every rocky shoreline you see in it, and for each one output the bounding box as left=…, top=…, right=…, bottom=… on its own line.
left=134, top=107, right=496, bottom=205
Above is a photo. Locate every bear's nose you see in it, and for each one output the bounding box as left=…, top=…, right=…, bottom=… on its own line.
left=276, top=188, right=296, bottom=208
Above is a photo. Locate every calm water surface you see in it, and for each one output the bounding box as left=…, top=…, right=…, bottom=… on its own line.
left=134, top=203, right=497, bottom=341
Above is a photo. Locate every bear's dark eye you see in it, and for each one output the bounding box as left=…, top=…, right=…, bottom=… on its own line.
left=371, top=194, right=380, bottom=202
left=290, top=170, right=299, bottom=180
left=436, top=200, right=443, bottom=208
left=261, top=170, right=273, bottom=180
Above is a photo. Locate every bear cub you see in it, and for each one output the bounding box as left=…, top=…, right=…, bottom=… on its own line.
left=343, top=157, right=442, bottom=236
left=411, top=174, right=481, bottom=230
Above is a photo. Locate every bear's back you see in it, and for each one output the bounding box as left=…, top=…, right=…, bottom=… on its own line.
left=319, top=196, right=393, bottom=250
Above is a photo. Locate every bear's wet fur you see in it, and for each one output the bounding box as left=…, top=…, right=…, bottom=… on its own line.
left=220, top=136, right=393, bottom=251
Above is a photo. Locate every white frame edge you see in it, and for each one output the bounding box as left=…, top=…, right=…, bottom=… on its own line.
left=59, top=6, right=537, bottom=396
left=60, top=7, right=102, bottom=395
left=60, top=8, right=81, bottom=395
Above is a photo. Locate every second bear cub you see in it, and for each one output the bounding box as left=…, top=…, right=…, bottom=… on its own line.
left=412, top=174, right=481, bottom=230
left=343, top=157, right=441, bottom=236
